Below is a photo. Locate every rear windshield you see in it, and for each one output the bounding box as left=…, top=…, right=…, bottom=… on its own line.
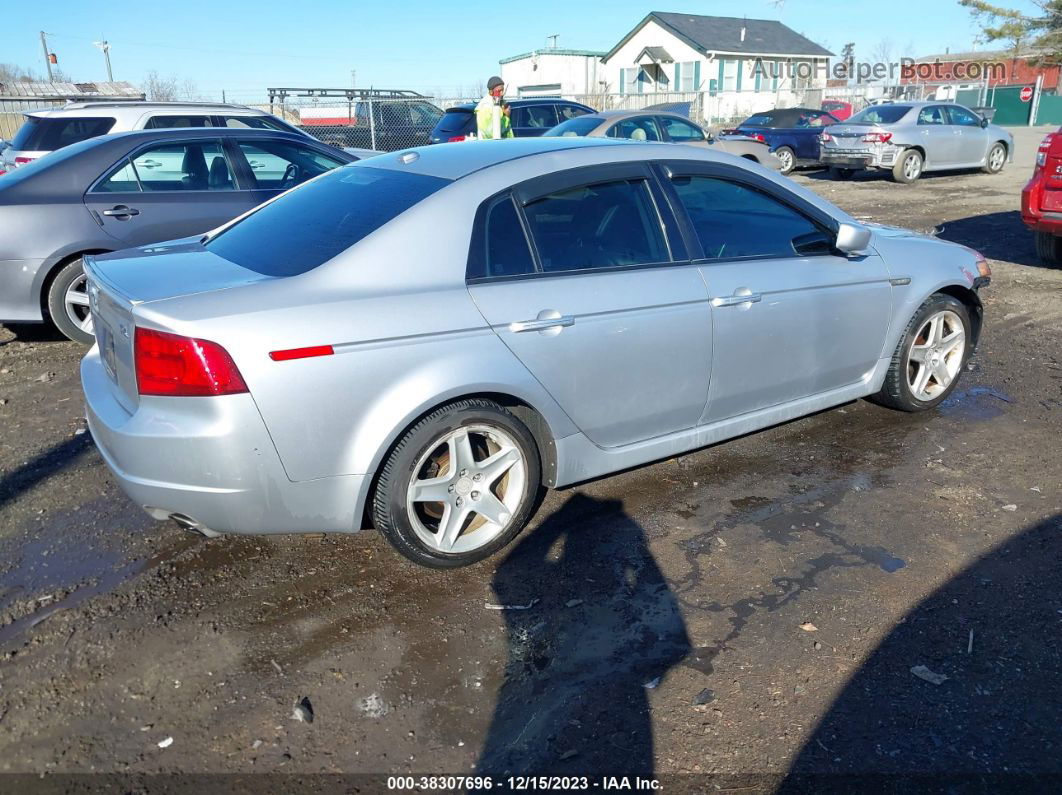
left=742, top=113, right=774, bottom=127
left=543, top=116, right=602, bottom=137
left=11, top=116, right=116, bottom=151
left=848, top=105, right=911, bottom=124
left=436, top=110, right=473, bottom=133
left=205, top=166, right=449, bottom=276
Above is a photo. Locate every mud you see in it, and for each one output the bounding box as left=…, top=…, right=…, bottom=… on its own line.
left=0, top=126, right=1060, bottom=787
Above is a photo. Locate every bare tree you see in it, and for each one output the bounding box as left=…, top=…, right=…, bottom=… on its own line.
left=143, top=71, right=178, bottom=101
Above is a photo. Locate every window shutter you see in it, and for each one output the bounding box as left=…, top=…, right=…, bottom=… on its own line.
left=754, top=60, right=762, bottom=92
left=717, top=58, right=725, bottom=92
left=675, top=62, right=681, bottom=90
left=694, top=60, right=701, bottom=92
left=736, top=59, right=743, bottom=92
left=619, top=69, right=625, bottom=94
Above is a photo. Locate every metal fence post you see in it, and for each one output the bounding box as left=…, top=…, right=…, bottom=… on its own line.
left=368, top=96, right=377, bottom=150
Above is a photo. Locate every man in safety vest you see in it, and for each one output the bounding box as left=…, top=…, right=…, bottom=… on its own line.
left=476, top=76, right=514, bottom=140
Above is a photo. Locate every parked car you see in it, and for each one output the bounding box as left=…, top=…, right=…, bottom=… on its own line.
left=726, top=107, right=840, bottom=174
left=429, top=99, right=595, bottom=142
left=81, top=137, right=991, bottom=569
left=544, top=109, right=781, bottom=170
left=822, top=99, right=854, bottom=121
left=0, top=127, right=357, bottom=343
left=0, top=101, right=306, bottom=174
left=299, top=97, right=444, bottom=152
left=1021, top=129, right=1062, bottom=265
left=820, top=102, right=1013, bottom=184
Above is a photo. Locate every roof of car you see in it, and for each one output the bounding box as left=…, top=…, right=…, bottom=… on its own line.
left=444, top=99, right=592, bottom=113
left=27, top=101, right=271, bottom=118
left=358, top=137, right=638, bottom=180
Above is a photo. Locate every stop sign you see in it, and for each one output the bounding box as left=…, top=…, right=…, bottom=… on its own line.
left=1021, top=85, right=1034, bottom=102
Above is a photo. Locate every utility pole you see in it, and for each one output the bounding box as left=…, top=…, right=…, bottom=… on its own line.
left=40, top=31, right=53, bottom=81
left=351, top=69, right=356, bottom=88
left=94, top=38, right=113, bottom=82
left=546, top=34, right=559, bottom=50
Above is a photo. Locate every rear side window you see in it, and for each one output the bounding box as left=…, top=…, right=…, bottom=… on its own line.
left=205, top=166, right=449, bottom=276
left=543, top=116, right=601, bottom=137
left=672, top=176, right=828, bottom=260
left=144, top=115, right=211, bottom=129
left=523, top=179, right=668, bottom=272
left=557, top=105, right=590, bottom=121
left=222, top=115, right=290, bottom=131
left=11, top=116, right=116, bottom=151
left=468, top=195, right=536, bottom=279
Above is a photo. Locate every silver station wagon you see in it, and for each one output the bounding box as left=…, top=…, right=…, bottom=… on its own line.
left=81, top=139, right=991, bottom=568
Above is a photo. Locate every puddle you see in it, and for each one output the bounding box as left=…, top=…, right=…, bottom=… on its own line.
left=940, top=386, right=1013, bottom=421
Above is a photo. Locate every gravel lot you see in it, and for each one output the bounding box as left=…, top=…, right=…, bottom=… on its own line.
left=1, top=126, right=1060, bottom=789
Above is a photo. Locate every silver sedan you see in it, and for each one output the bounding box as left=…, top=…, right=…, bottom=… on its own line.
left=544, top=109, right=782, bottom=170
left=82, top=138, right=990, bottom=568
left=820, top=101, right=1013, bottom=183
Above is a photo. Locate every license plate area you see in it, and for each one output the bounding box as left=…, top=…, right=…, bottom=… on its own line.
left=96, top=321, right=118, bottom=381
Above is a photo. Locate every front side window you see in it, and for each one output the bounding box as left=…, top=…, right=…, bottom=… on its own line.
left=917, top=106, right=948, bottom=126
left=206, top=166, right=449, bottom=276
left=523, top=179, right=668, bottom=272
left=511, top=105, right=558, bottom=129
left=112, top=141, right=233, bottom=192
left=672, top=176, right=828, bottom=260
left=606, top=117, right=662, bottom=142
left=946, top=106, right=981, bottom=127
left=661, top=117, right=705, bottom=142
left=143, top=115, right=212, bottom=129
left=238, top=141, right=345, bottom=190
left=408, top=102, right=444, bottom=126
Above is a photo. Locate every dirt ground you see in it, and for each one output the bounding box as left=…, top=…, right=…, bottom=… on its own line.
left=1, top=126, right=1060, bottom=792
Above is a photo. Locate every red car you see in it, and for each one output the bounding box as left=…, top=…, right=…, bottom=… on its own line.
left=822, top=99, right=853, bottom=121
left=1021, top=129, right=1062, bottom=265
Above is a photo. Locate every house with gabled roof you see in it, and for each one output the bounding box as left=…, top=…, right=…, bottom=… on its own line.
left=600, top=11, right=833, bottom=121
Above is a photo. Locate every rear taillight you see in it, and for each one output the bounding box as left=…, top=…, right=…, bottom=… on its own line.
left=14, top=156, right=33, bottom=166
left=750, top=133, right=766, bottom=143
left=1037, top=133, right=1055, bottom=169
left=821, top=131, right=833, bottom=142
left=447, top=135, right=467, bottom=142
left=863, top=132, right=893, bottom=144
left=134, top=327, right=248, bottom=397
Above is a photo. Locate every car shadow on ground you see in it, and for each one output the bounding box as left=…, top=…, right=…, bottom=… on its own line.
left=476, top=493, right=690, bottom=779
left=0, top=433, right=93, bottom=511
left=937, top=210, right=1049, bottom=269
left=781, top=512, right=1062, bottom=788
left=0, top=323, right=68, bottom=346
left=801, top=167, right=989, bottom=183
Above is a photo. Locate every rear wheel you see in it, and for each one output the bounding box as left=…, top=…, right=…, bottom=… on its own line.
left=774, top=146, right=796, bottom=175
left=372, top=399, right=542, bottom=568
left=1035, top=230, right=1062, bottom=266
left=46, top=258, right=95, bottom=345
left=871, top=294, right=971, bottom=412
left=892, top=149, right=923, bottom=184
left=982, top=142, right=1006, bottom=174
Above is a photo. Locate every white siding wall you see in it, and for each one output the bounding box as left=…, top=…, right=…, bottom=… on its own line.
left=501, top=53, right=605, bottom=97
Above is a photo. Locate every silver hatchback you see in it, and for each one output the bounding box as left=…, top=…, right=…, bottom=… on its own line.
left=82, top=138, right=991, bottom=568
left=820, top=101, right=1013, bottom=183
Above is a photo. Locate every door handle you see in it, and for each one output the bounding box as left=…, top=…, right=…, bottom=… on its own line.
left=138, top=159, right=162, bottom=169
left=509, top=314, right=575, bottom=333
left=102, top=206, right=140, bottom=218
left=711, top=292, right=762, bottom=308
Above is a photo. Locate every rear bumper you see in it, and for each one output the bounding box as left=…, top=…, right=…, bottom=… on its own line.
left=821, top=146, right=898, bottom=170
left=0, top=258, right=48, bottom=323
left=82, top=347, right=369, bottom=535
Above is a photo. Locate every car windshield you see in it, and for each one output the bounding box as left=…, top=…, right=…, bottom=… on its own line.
left=848, top=105, right=912, bottom=124
left=205, top=166, right=449, bottom=276
left=543, top=117, right=602, bottom=137
left=11, top=116, right=116, bottom=151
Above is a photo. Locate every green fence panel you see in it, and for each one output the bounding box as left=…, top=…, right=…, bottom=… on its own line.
left=1035, top=93, right=1062, bottom=126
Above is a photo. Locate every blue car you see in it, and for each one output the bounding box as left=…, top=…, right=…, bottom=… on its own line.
left=729, top=107, right=840, bottom=175
left=430, top=98, right=594, bottom=143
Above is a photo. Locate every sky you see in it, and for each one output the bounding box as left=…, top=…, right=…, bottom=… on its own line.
left=0, top=0, right=1044, bottom=100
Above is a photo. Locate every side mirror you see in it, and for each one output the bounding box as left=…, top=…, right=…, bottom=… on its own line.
left=980, top=117, right=989, bottom=128
left=835, top=222, right=872, bottom=255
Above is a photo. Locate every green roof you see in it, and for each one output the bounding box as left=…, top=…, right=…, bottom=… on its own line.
left=499, top=49, right=607, bottom=65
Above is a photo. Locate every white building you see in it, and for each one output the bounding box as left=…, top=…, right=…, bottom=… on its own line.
left=499, top=49, right=607, bottom=98
left=600, top=12, right=833, bottom=121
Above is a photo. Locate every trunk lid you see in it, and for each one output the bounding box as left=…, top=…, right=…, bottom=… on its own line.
left=822, top=124, right=885, bottom=153
left=84, top=239, right=273, bottom=411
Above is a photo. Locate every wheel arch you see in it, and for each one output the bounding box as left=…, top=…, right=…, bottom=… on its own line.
left=37, top=248, right=114, bottom=319
left=936, top=284, right=984, bottom=348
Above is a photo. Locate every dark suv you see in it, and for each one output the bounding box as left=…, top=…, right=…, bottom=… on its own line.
left=430, top=98, right=595, bottom=143
left=299, top=98, right=445, bottom=152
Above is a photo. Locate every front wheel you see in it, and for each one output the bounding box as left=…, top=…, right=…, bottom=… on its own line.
left=372, top=399, right=542, bottom=568
left=46, top=258, right=95, bottom=345
left=774, top=146, right=796, bottom=175
left=870, top=294, right=971, bottom=412
left=892, top=149, right=923, bottom=184
left=983, top=142, right=1006, bottom=174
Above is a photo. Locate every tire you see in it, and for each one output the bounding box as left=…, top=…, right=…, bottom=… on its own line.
left=774, top=146, right=796, bottom=175
left=371, top=399, right=543, bottom=569
left=870, top=293, right=972, bottom=412
left=45, top=258, right=95, bottom=345
left=891, top=149, right=923, bottom=184
left=828, top=166, right=855, bottom=180
left=982, top=142, right=1006, bottom=174
left=1035, top=230, right=1062, bottom=266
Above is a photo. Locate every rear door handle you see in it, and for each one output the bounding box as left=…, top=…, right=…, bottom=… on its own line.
left=509, top=313, right=575, bottom=333
left=711, top=292, right=762, bottom=308
left=102, top=206, right=140, bottom=218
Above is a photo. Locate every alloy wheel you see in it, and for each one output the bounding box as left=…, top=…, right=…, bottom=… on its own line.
left=64, top=273, right=94, bottom=335
left=405, top=424, right=527, bottom=554
left=904, top=153, right=922, bottom=181
left=906, top=309, right=965, bottom=401
left=989, top=145, right=1005, bottom=172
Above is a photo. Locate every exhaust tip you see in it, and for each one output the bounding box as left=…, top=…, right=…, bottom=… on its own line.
left=169, top=513, right=222, bottom=538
